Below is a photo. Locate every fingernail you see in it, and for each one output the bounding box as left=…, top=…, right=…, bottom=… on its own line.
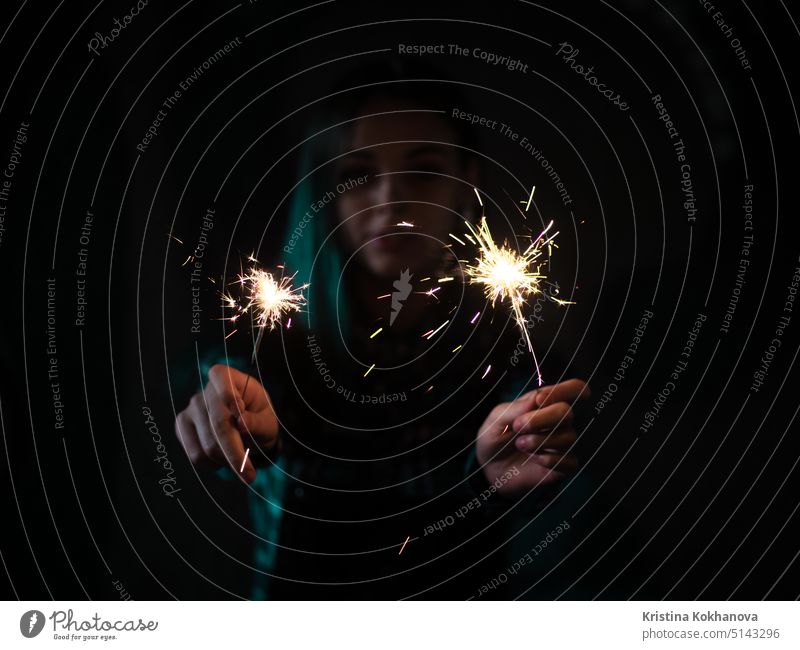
left=515, top=436, right=528, bottom=449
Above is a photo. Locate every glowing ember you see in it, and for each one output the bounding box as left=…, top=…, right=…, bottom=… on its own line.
left=426, top=320, right=449, bottom=340
left=399, top=535, right=411, bottom=555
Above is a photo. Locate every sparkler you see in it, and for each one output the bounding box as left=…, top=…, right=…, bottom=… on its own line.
left=221, top=259, right=309, bottom=400
left=462, top=195, right=572, bottom=386
left=222, top=263, right=309, bottom=363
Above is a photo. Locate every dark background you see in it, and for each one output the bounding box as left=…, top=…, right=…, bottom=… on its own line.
left=1, top=0, right=798, bottom=599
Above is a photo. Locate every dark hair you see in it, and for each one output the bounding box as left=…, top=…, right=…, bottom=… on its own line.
left=317, top=57, right=480, bottom=166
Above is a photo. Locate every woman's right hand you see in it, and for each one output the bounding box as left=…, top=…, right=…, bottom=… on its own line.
left=174, top=364, right=279, bottom=483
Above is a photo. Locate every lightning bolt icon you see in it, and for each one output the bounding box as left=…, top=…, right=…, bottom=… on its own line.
left=390, top=269, right=413, bottom=325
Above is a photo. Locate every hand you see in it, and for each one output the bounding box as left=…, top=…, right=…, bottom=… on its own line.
left=475, top=379, right=591, bottom=498
left=174, top=364, right=279, bottom=483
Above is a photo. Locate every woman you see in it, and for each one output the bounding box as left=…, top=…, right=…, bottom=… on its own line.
left=174, top=59, right=590, bottom=599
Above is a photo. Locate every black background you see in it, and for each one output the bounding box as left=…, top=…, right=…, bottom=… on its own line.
left=1, top=0, right=798, bottom=600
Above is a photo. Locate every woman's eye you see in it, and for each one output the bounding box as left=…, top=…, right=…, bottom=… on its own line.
left=409, top=166, right=445, bottom=177
left=338, top=168, right=372, bottom=182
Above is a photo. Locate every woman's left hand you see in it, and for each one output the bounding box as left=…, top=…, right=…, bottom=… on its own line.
left=475, top=379, right=591, bottom=498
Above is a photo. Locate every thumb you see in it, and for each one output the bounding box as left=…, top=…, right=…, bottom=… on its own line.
left=491, top=390, right=541, bottom=428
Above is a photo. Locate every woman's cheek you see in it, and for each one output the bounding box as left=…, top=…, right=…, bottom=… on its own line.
left=337, top=199, right=364, bottom=236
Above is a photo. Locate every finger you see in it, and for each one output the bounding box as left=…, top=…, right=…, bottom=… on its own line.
left=240, top=374, right=270, bottom=413
left=512, top=402, right=573, bottom=434
left=199, top=386, right=255, bottom=482
left=208, top=365, right=271, bottom=419
left=236, top=409, right=279, bottom=447
left=514, top=428, right=576, bottom=453
left=190, top=394, right=225, bottom=465
left=484, top=391, right=540, bottom=432
left=525, top=451, right=579, bottom=473
left=534, top=379, right=591, bottom=408
left=207, top=364, right=246, bottom=411
left=175, top=411, right=214, bottom=469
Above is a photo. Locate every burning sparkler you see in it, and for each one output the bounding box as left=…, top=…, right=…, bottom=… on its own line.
left=462, top=190, right=572, bottom=386
left=222, top=262, right=309, bottom=362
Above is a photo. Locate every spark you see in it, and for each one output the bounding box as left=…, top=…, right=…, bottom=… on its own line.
left=224, top=328, right=238, bottom=340
left=470, top=311, right=481, bottom=324
left=551, top=296, right=574, bottom=306
left=377, top=293, right=391, bottom=299
left=426, top=320, right=449, bottom=340
left=399, top=535, right=411, bottom=555
left=286, top=318, right=292, bottom=329
left=473, top=187, right=483, bottom=206
left=449, top=233, right=466, bottom=245
left=463, top=212, right=566, bottom=386
left=504, top=187, right=529, bottom=220
left=421, top=328, right=435, bottom=338
left=525, top=185, right=536, bottom=212
left=240, top=448, right=250, bottom=473
left=452, top=344, right=462, bottom=353
left=499, top=424, right=509, bottom=437
left=418, top=286, right=441, bottom=301
left=370, top=327, right=383, bottom=339
left=464, top=233, right=477, bottom=245
left=181, top=255, right=193, bottom=267
left=481, top=364, right=492, bottom=379
left=420, top=277, right=431, bottom=282
left=438, top=276, right=454, bottom=283
left=364, top=363, right=376, bottom=377
left=167, top=233, right=184, bottom=245
left=426, top=385, right=434, bottom=392
left=396, top=221, right=414, bottom=228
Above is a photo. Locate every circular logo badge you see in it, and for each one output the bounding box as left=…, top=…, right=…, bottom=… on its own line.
left=20, top=610, right=45, bottom=638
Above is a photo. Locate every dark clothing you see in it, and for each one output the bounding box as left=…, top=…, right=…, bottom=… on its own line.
left=215, top=288, right=576, bottom=599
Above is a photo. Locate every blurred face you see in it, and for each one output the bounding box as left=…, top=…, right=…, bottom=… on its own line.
left=335, top=97, right=477, bottom=279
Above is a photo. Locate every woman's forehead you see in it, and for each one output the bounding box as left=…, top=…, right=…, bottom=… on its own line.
left=346, top=98, right=459, bottom=151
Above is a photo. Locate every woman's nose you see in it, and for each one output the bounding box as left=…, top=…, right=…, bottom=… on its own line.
left=372, top=173, right=406, bottom=210
left=363, top=175, right=408, bottom=222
